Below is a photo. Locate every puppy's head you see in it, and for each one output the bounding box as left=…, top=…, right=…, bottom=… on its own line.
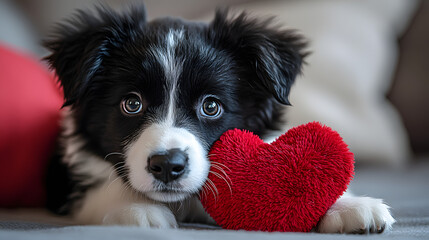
left=45, top=6, right=306, bottom=202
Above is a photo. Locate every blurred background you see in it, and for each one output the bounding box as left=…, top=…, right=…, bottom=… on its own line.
left=0, top=0, right=428, bottom=168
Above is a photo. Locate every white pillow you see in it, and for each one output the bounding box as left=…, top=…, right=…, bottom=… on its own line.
left=197, top=0, right=418, bottom=167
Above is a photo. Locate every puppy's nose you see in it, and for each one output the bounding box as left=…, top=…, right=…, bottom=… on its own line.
left=148, top=148, right=188, bottom=183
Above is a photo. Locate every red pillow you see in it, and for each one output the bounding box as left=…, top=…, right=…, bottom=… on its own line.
left=0, top=44, right=63, bottom=207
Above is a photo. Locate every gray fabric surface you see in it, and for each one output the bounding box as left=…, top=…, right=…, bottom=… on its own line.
left=1, top=161, right=428, bottom=239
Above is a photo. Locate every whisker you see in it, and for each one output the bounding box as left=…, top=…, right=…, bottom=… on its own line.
left=206, top=178, right=219, bottom=196
left=209, top=161, right=233, bottom=196
left=210, top=165, right=232, bottom=183
left=210, top=161, right=232, bottom=172
left=197, top=188, right=206, bottom=202
left=103, top=154, right=126, bottom=182
left=105, top=172, right=127, bottom=193
left=104, top=152, right=125, bottom=161
left=204, top=179, right=218, bottom=203
left=200, top=185, right=208, bottom=202
left=108, top=165, right=127, bottom=181
left=209, top=170, right=233, bottom=196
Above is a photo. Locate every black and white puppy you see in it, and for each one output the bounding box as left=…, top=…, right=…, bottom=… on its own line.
left=44, top=5, right=394, bottom=233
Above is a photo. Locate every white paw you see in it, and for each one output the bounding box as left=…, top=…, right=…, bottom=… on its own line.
left=317, top=196, right=395, bottom=234
left=103, top=204, right=178, bottom=228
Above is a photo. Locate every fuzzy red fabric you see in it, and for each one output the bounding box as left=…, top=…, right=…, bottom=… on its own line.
left=0, top=45, right=62, bottom=207
left=201, top=122, right=354, bottom=232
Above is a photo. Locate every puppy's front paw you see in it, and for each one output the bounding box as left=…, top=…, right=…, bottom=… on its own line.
left=103, top=204, right=178, bottom=228
left=317, top=196, right=395, bottom=234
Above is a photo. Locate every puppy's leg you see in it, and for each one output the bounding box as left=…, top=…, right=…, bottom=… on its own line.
left=317, top=192, right=395, bottom=234
left=73, top=177, right=178, bottom=228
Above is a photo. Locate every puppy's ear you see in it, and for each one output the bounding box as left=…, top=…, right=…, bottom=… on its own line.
left=44, top=6, right=147, bottom=106
left=209, top=10, right=307, bottom=105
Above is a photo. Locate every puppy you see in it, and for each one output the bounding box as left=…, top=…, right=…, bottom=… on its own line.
left=44, top=5, right=395, bottom=233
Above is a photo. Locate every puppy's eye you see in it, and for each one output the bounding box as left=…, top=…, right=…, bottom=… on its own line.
left=201, top=98, right=222, bottom=118
left=121, top=94, right=143, bottom=115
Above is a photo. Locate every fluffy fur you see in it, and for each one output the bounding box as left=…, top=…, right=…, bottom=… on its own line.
left=44, top=5, right=394, bottom=233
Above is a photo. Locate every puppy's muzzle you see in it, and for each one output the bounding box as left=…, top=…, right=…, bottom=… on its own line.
left=148, top=148, right=188, bottom=183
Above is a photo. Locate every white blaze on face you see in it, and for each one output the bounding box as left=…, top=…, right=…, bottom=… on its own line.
left=125, top=122, right=208, bottom=202
left=125, top=29, right=209, bottom=202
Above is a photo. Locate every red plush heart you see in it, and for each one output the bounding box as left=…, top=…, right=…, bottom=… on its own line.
left=201, top=122, right=354, bottom=232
